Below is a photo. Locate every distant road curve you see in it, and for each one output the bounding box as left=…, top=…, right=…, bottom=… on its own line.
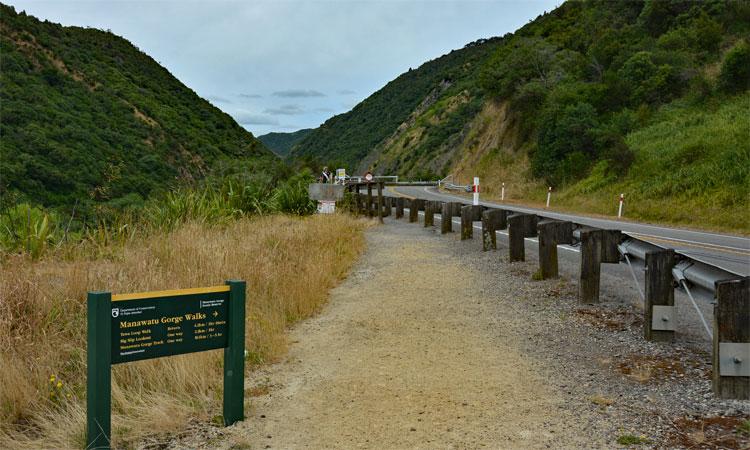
left=388, top=185, right=750, bottom=276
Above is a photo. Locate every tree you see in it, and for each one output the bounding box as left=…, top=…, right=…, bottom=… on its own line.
left=533, top=102, right=599, bottom=185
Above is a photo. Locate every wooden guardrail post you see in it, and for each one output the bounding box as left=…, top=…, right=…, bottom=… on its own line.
left=410, top=199, right=424, bottom=223
left=366, top=184, right=374, bottom=218
left=424, top=201, right=435, bottom=227
left=452, top=202, right=465, bottom=219
left=644, top=249, right=676, bottom=342
left=460, top=205, right=483, bottom=240
left=376, top=182, right=384, bottom=223
left=395, top=197, right=404, bottom=219
left=713, top=277, right=749, bottom=399
left=481, top=209, right=507, bottom=251
left=441, top=202, right=454, bottom=234
left=537, top=220, right=573, bottom=279
left=507, top=213, right=535, bottom=262
left=579, top=229, right=603, bottom=303
left=578, top=229, right=621, bottom=303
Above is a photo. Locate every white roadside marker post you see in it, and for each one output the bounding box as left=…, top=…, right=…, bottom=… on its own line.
left=546, top=186, right=552, bottom=208
left=473, top=177, right=480, bottom=206
left=618, top=193, right=624, bottom=218
left=501, top=182, right=505, bottom=201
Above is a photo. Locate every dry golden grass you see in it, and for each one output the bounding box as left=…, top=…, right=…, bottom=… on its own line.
left=0, top=213, right=367, bottom=449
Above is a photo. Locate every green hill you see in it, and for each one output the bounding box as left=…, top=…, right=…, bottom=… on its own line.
left=291, top=0, right=750, bottom=231
left=258, top=128, right=313, bottom=157
left=0, top=4, right=274, bottom=216
left=289, top=36, right=505, bottom=173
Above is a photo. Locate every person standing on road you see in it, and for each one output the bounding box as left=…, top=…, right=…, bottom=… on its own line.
left=321, top=166, right=332, bottom=183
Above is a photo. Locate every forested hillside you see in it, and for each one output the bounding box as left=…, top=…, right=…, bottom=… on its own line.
left=289, top=37, right=505, bottom=173
left=291, top=0, right=750, bottom=230
left=259, top=128, right=313, bottom=157
left=0, top=4, right=273, bottom=216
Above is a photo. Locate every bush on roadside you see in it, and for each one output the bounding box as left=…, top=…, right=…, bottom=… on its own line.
left=718, top=40, right=750, bottom=94
left=269, top=169, right=317, bottom=215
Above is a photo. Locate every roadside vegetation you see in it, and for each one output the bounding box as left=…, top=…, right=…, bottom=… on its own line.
left=458, top=92, right=749, bottom=233
left=0, top=168, right=369, bottom=448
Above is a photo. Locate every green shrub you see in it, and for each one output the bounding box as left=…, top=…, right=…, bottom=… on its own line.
left=718, top=40, right=750, bottom=93
left=269, top=170, right=316, bottom=215
left=618, top=52, right=682, bottom=105
left=533, top=102, right=599, bottom=185
left=145, top=188, right=238, bottom=231
left=0, top=203, right=60, bottom=259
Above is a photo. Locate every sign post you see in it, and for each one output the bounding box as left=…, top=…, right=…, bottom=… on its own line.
left=335, top=168, right=346, bottom=184
left=546, top=186, right=552, bottom=208
left=87, top=281, right=246, bottom=449
left=472, top=177, right=480, bottom=206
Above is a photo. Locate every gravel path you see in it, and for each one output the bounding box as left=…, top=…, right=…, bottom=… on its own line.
left=167, top=218, right=749, bottom=450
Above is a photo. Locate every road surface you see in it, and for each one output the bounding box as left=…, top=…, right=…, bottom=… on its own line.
left=387, top=185, right=750, bottom=277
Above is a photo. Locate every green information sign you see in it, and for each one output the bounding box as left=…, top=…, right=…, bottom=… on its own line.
left=87, top=281, right=246, bottom=450
left=111, top=290, right=229, bottom=364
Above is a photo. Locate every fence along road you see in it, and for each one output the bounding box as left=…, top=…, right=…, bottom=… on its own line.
left=388, top=185, right=750, bottom=277
left=349, top=184, right=749, bottom=399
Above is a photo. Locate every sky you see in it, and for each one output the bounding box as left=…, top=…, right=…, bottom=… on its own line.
left=7, top=0, right=560, bottom=136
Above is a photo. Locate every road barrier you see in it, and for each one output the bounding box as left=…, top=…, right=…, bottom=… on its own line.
left=343, top=184, right=749, bottom=400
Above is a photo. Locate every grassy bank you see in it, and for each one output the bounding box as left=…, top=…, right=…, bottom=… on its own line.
left=0, top=214, right=367, bottom=449
left=454, top=93, right=750, bottom=234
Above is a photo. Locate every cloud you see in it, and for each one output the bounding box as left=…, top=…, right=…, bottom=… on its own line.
left=337, top=89, right=356, bottom=95
left=264, top=104, right=305, bottom=115
left=207, top=95, right=232, bottom=104
left=233, top=112, right=279, bottom=125
left=315, top=107, right=335, bottom=112
left=238, top=93, right=262, bottom=99
left=272, top=89, right=325, bottom=98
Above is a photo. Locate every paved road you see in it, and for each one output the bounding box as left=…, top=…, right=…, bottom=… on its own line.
left=387, top=185, right=750, bottom=276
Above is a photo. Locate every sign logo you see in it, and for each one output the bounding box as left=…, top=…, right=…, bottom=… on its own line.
left=111, top=308, right=119, bottom=318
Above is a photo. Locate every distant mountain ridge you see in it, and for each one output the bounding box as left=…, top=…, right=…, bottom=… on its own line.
left=289, top=37, right=503, bottom=174
left=258, top=128, right=313, bottom=157
left=0, top=3, right=273, bottom=214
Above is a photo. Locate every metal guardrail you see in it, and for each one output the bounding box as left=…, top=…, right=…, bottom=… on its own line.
left=343, top=189, right=750, bottom=400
